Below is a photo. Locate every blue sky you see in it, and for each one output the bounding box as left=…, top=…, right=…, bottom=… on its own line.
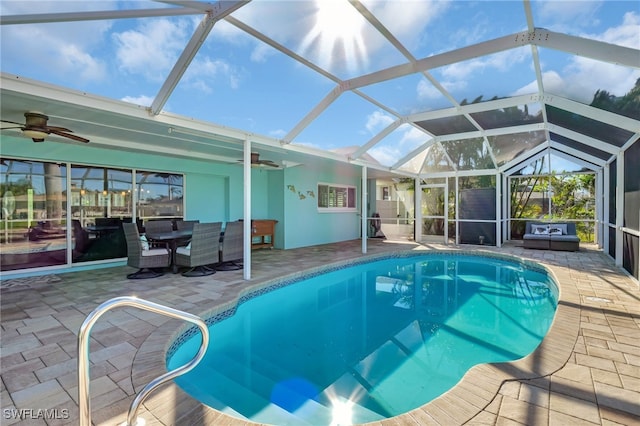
left=1, top=1, right=638, bottom=168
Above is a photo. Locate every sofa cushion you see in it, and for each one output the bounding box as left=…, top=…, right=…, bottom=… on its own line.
left=549, top=234, right=580, bottom=242
left=524, top=233, right=551, bottom=240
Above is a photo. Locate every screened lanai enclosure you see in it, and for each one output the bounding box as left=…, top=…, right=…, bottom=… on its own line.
left=0, top=1, right=638, bottom=281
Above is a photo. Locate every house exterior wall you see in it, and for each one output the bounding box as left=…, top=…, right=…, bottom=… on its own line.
left=281, top=165, right=361, bottom=249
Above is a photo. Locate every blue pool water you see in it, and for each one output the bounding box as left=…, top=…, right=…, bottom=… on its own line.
left=167, top=253, right=558, bottom=425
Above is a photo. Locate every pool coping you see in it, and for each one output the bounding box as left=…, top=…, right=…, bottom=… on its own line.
left=131, top=249, right=579, bottom=425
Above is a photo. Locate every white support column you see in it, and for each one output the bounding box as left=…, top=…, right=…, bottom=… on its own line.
left=243, top=139, right=252, bottom=280
left=595, top=169, right=603, bottom=248
left=361, top=165, right=367, bottom=254
left=503, top=173, right=510, bottom=241
left=455, top=176, right=459, bottom=245
left=496, top=172, right=501, bottom=247
left=603, top=163, right=610, bottom=255
left=415, top=178, right=422, bottom=243
left=615, top=152, right=624, bottom=266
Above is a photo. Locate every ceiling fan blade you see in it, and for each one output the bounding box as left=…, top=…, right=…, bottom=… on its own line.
left=1, top=119, right=25, bottom=126
left=260, top=160, right=280, bottom=168
left=0, top=125, right=23, bottom=130
left=49, top=129, right=90, bottom=143
left=47, top=125, right=74, bottom=133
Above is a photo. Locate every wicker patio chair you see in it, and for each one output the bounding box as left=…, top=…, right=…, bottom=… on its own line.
left=174, top=222, right=221, bottom=276
left=123, top=222, right=170, bottom=279
left=175, top=219, right=199, bottom=231
left=217, top=221, right=244, bottom=271
left=144, top=219, right=174, bottom=234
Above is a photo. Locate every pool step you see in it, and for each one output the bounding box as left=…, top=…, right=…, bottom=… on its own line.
left=211, top=353, right=335, bottom=425
left=193, top=363, right=317, bottom=426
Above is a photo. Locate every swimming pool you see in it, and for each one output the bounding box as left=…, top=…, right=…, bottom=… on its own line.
left=167, top=252, right=558, bottom=425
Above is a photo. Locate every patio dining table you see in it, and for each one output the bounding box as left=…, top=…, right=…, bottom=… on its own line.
left=145, top=229, right=192, bottom=273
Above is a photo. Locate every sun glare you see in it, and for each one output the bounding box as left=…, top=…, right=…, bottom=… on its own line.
left=299, top=0, right=368, bottom=75
left=330, top=399, right=354, bottom=425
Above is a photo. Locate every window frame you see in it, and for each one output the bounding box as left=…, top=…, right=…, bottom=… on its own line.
left=317, top=182, right=357, bottom=213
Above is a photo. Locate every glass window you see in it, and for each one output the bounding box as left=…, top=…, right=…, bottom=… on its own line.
left=441, top=138, right=495, bottom=170
left=70, top=165, right=133, bottom=263
left=318, top=183, right=357, bottom=212
left=488, top=130, right=547, bottom=167
left=136, top=171, right=184, bottom=220
left=1, top=159, right=67, bottom=271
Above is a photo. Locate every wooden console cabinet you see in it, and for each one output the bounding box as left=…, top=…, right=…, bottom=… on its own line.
left=251, top=219, right=277, bottom=249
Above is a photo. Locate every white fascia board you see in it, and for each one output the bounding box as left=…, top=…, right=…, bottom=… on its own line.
left=547, top=123, right=620, bottom=155
left=0, top=8, right=200, bottom=25
left=547, top=95, right=640, bottom=133
left=501, top=142, right=549, bottom=175
left=0, top=74, right=281, bottom=148
left=549, top=143, right=605, bottom=169
left=534, top=30, right=640, bottom=69
left=1, top=73, right=156, bottom=120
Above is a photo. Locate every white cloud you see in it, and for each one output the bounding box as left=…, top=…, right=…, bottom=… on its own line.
left=183, top=57, right=242, bottom=93
left=113, top=19, right=190, bottom=81
left=60, top=44, right=107, bottom=81
left=0, top=2, right=111, bottom=82
left=364, top=110, right=394, bottom=134
left=513, top=12, right=640, bottom=101
left=269, top=129, right=287, bottom=139
left=535, top=0, right=603, bottom=32
left=417, top=79, right=441, bottom=100
left=120, top=95, right=154, bottom=106
left=592, top=11, right=640, bottom=48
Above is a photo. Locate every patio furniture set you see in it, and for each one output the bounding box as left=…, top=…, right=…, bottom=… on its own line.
left=123, top=219, right=244, bottom=278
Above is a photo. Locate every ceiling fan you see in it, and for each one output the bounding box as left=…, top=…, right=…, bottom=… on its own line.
left=239, top=152, right=280, bottom=168
left=0, top=112, right=90, bottom=143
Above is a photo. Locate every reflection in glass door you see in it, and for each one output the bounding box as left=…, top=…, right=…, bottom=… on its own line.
left=421, top=184, right=447, bottom=243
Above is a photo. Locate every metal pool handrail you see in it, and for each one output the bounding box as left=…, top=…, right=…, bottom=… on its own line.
left=78, top=296, right=209, bottom=426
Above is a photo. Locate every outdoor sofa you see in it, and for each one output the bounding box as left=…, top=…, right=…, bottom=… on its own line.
left=523, top=221, right=580, bottom=251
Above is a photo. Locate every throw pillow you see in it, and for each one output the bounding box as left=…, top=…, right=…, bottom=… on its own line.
left=533, top=225, right=548, bottom=235
left=549, top=227, right=562, bottom=235
left=140, top=235, right=149, bottom=250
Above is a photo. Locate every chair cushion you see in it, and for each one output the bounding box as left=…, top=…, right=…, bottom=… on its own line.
left=141, top=248, right=169, bottom=256
left=176, top=246, right=190, bottom=256
left=140, top=235, right=149, bottom=250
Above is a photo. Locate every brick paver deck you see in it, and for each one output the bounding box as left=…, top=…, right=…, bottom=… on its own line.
left=1, top=239, right=638, bottom=425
